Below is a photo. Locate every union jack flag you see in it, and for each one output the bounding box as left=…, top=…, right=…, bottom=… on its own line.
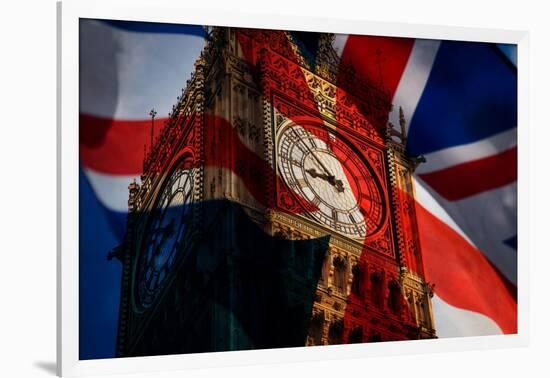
left=79, top=19, right=517, bottom=359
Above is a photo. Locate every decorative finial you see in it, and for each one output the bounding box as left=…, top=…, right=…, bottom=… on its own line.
left=203, top=26, right=214, bottom=42
left=386, top=106, right=410, bottom=148
left=399, top=106, right=407, bottom=139
left=149, top=108, right=157, bottom=152
left=143, top=143, right=147, bottom=169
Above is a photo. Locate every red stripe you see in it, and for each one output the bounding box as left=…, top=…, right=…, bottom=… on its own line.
left=339, top=36, right=420, bottom=337
left=339, top=35, right=414, bottom=99
left=415, top=199, right=517, bottom=334
left=335, top=35, right=414, bottom=137
left=80, top=32, right=517, bottom=335
left=80, top=114, right=153, bottom=175
left=81, top=34, right=415, bottom=176
left=80, top=113, right=317, bottom=214
left=418, top=147, right=517, bottom=201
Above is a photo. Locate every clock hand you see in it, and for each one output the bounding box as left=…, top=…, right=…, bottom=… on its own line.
left=327, top=175, right=345, bottom=193
left=306, top=168, right=331, bottom=181
left=287, top=127, right=346, bottom=193
left=333, top=178, right=345, bottom=193
left=306, top=168, right=345, bottom=193
left=305, top=168, right=321, bottom=179
left=289, top=127, right=334, bottom=177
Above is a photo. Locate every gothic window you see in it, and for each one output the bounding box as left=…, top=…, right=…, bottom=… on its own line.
left=417, top=297, right=427, bottom=326
left=370, top=271, right=383, bottom=308
left=333, top=256, right=347, bottom=295
left=351, top=263, right=364, bottom=299
left=406, top=291, right=415, bottom=321
left=319, top=256, right=329, bottom=287
left=387, top=280, right=402, bottom=314
left=347, top=326, right=363, bottom=344
left=307, top=311, right=324, bottom=346
left=328, top=319, right=344, bottom=345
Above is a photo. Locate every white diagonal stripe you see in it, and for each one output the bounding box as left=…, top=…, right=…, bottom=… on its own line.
left=415, top=128, right=517, bottom=174
left=389, top=39, right=441, bottom=134
left=432, top=295, right=503, bottom=337
left=333, top=33, right=349, bottom=58
left=416, top=177, right=517, bottom=285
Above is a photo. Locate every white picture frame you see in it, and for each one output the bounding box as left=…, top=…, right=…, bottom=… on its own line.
left=57, top=1, right=529, bottom=376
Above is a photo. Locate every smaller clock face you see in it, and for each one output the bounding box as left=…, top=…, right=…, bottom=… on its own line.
left=134, top=166, right=194, bottom=310
left=277, top=123, right=386, bottom=240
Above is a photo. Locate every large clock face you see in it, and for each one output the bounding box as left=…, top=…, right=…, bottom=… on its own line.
left=277, top=123, right=385, bottom=240
left=134, top=165, right=195, bottom=310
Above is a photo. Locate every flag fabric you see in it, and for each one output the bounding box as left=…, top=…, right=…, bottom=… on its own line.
left=334, top=34, right=517, bottom=336
left=79, top=19, right=206, bottom=359
left=79, top=19, right=517, bottom=358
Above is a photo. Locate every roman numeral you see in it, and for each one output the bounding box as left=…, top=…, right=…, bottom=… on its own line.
left=291, top=158, right=302, bottom=167
left=296, top=178, right=308, bottom=188
left=281, top=154, right=302, bottom=167
left=332, top=209, right=339, bottom=224
left=311, top=197, right=321, bottom=207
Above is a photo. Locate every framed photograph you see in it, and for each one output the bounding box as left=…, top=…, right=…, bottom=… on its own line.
left=58, top=0, right=528, bottom=376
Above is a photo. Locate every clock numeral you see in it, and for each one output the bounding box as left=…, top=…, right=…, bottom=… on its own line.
left=288, top=181, right=298, bottom=191
left=294, top=144, right=310, bottom=156
left=296, top=178, right=308, bottom=188
left=281, top=154, right=302, bottom=167
left=291, top=158, right=302, bottom=167
left=332, top=209, right=339, bottom=223
left=311, top=197, right=321, bottom=207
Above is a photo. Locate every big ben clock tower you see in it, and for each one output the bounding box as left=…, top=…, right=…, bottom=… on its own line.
left=113, top=27, right=436, bottom=357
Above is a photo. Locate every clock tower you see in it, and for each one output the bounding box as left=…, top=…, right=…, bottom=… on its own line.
left=114, top=27, right=436, bottom=357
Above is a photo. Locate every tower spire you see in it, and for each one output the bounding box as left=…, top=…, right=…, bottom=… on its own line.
left=399, top=106, right=407, bottom=139
left=149, top=108, right=157, bottom=152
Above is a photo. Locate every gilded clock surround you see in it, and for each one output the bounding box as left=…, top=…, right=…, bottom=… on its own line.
left=114, top=27, right=436, bottom=357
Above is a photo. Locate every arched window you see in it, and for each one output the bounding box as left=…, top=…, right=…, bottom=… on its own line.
left=348, top=326, right=363, bottom=344
left=328, top=319, right=344, bottom=345
left=319, top=256, right=329, bottom=287
left=417, top=297, right=427, bottom=326
left=387, top=280, right=402, bottom=314
left=350, top=263, right=364, bottom=299
left=333, top=256, right=347, bottom=295
left=307, top=311, right=324, bottom=346
left=406, top=291, right=415, bottom=321
left=370, top=271, right=383, bottom=307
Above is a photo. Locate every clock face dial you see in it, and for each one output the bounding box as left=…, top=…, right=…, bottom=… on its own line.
left=277, top=124, right=385, bottom=239
left=135, top=166, right=194, bottom=310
